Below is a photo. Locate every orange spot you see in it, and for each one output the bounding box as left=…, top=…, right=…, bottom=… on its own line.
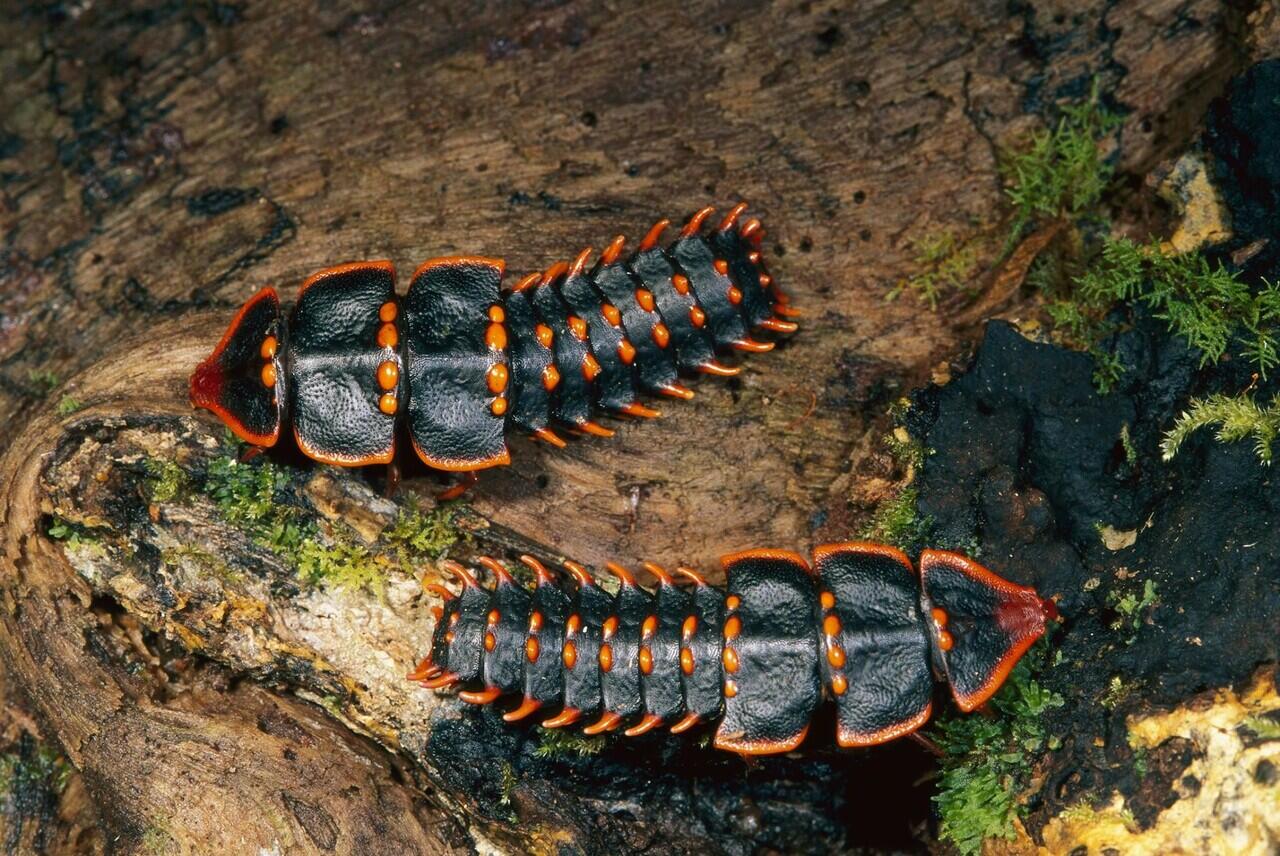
left=484, top=631, right=496, bottom=652
left=261, top=363, right=277, bottom=388
left=377, top=322, right=399, bottom=349
left=490, top=396, right=508, bottom=416
left=938, top=630, right=954, bottom=651
left=535, top=323, right=554, bottom=348
left=823, top=614, right=842, bottom=637
left=635, top=288, right=655, bottom=312
left=566, top=614, right=581, bottom=635
left=727, top=286, right=743, bottom=305
left=486, top=322, right=507, bottom=351
left=827, top=645, right=846, bottom=669
left=748, top=251, right=762, bottom=264
left=931, top=607, right=949, bottom=627
left=724, top=679, right=738, bottom=698
left=563, top=640, right=578, bottom=669
left=487, top=363, right=509, bottom=393
left=689, top=306, right=706, bottom=328
left=542, top=364, right=560, bottom=390
left=714, top=259, right=729, bottom=275
left=599, top=643, right=614, bottom=672
left=820, top=591, right=835, bottom=610
left=445, top=631, right=454, bottom=643
left=529, top=611, right=543, bottom=632
left=582, top=354, right=602, bottom=381
left=487, top=609, right=500, bottom=625
left=568, top=316, right=588, bottom=340
left=602, top=303, right=621, bottom=325
left=726, top=595, right=741, bottom=611
left=722, top=647, right=739, bottom=673
left=603, top=616, right=618, bottom=638
left=642, top=615, right=658, bottom=639
left=832, top=674, right=848, bottom=695
left=379, top=302, right=397, bottom=323
left=681, top=615, right=697, bottom=640
left=379, top=393, right=397, bottom=415
left=652, top=323, right=670, bottom=348
left=449, top=612, right=460, bottom=626
left=759, top=274, right=772, bottom=288
left=724, top=615, right=741, bottom=639
left=377, top=360, right=399, bottom=391
left=680, top=648, right=694, bottom=674
left=260, top=336, right=277, bottom=360
left=639, top=646, right=653, bottom=675
left=618, top=339, right=636, bottom=364
left=671, top=274, right=690, bottom=295
left=525, top=636, right=540, bottom=662
left=488, top=304, right=505, bottom=323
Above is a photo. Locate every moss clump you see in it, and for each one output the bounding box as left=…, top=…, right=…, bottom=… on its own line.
left=385, top=505, right=461, bottom=559
left=1004, top=79, right=1120, bottom=243
left=46, top=516, right=105, bottom=555
left=1162, top=393, right=1280, bottom=465
left=1100, top=675, right=1135, bottom=710
left=0, top=734, right=72, bottom=843
left=145, top=458, right=187, bottom=503
left=1241, top=715, right=1280, bottom=740
left=887, top=231, right=982, bottom=308
left=199, top=445, right=463, bottom=595
left=296, top=538, right=391, bottom=595
left=27, top=369, right=60, bottom=397
left=1108, top=579, right=1158, bottom=635
left=931, top=647, right=1064, bottom=856
left=202, top=454, right=311, bottom=555
left=533, top=728, right=607, bottom=759
left=55, top=395, right=82, bottom=415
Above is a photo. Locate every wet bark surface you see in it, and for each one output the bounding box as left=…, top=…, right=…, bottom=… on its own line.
left=2, top=1, right=1280, bottom=854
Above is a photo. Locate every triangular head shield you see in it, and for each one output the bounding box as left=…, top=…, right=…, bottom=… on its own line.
left=919, top=550, right=1058, bottom=711
left=189, top=287, right=285, bottom=447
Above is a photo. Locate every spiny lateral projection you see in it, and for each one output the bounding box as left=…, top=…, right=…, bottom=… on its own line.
left=189, top=203, right=796, bottom=470
left=412, top=543, right=1059, bottom=755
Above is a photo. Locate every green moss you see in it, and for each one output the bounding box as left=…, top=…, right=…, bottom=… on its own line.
left=200, top=446, right=464, bottom=595
left=1161, top=393, right=1280, bottom=465
left=46, top=516, right=105, bottom=555
left=533, top=728, right=607, bottom=759
left=385, top=505, right=461, bottom=559
left=1108, top=579, right=1158, bottom=634
left=0, top=740, right=71, bottom=798
left=1242, top=715, right=1280, bottom=740
left=931, top=645, right=1064, bottom=856
left=145, top=458, right=187, bottom=503
left=202, top=454, right=311, bottom=554
left=1077, top=238, right=1278, bottom=376
left=27, top=369, right=60, bottom=397
left=1119, top=424, right=1137, bottom=466
left=887, top=231, right=982, bottom=308
left=497, top=761, right=518, bottom=808
left=55, top=395, right=83, bottom=415
left=1100, top=675, right=1134, bottom=710
left=1003, top=79, right=1120, bottom=243
left=296, top=537, right=391, bottom=595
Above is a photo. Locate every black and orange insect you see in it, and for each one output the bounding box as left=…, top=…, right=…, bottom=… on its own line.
left=189, top=204, right=795, bottom=477
left=411, top=543, right=1058, bottom=754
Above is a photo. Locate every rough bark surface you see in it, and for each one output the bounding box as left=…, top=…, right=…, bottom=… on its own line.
left=2, top=1, right=1279, bottom=854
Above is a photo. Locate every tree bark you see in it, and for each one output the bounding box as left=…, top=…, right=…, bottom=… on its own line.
left=1, top=1, right=1277, bottom=853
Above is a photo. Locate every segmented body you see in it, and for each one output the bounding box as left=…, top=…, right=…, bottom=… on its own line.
left=189, top=203, right=796, bottom=470
left=413, top=543, right=1057, bottom=754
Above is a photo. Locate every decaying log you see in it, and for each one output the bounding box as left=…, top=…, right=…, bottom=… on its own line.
left=4, top=1, right=1280, bottom=853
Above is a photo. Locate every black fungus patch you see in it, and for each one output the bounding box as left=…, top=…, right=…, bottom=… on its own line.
left=906, top=319, right=1280, bottom=836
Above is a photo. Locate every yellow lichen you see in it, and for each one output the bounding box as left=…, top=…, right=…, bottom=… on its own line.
left=1040, top=670, right=1280, bottom=854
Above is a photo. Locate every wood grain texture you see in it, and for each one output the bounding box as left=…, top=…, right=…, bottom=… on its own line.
left=1, top=0, right=1275, bottom=852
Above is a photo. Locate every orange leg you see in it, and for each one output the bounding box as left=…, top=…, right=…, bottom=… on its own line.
left=437, top=471, right=478, bottom=501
